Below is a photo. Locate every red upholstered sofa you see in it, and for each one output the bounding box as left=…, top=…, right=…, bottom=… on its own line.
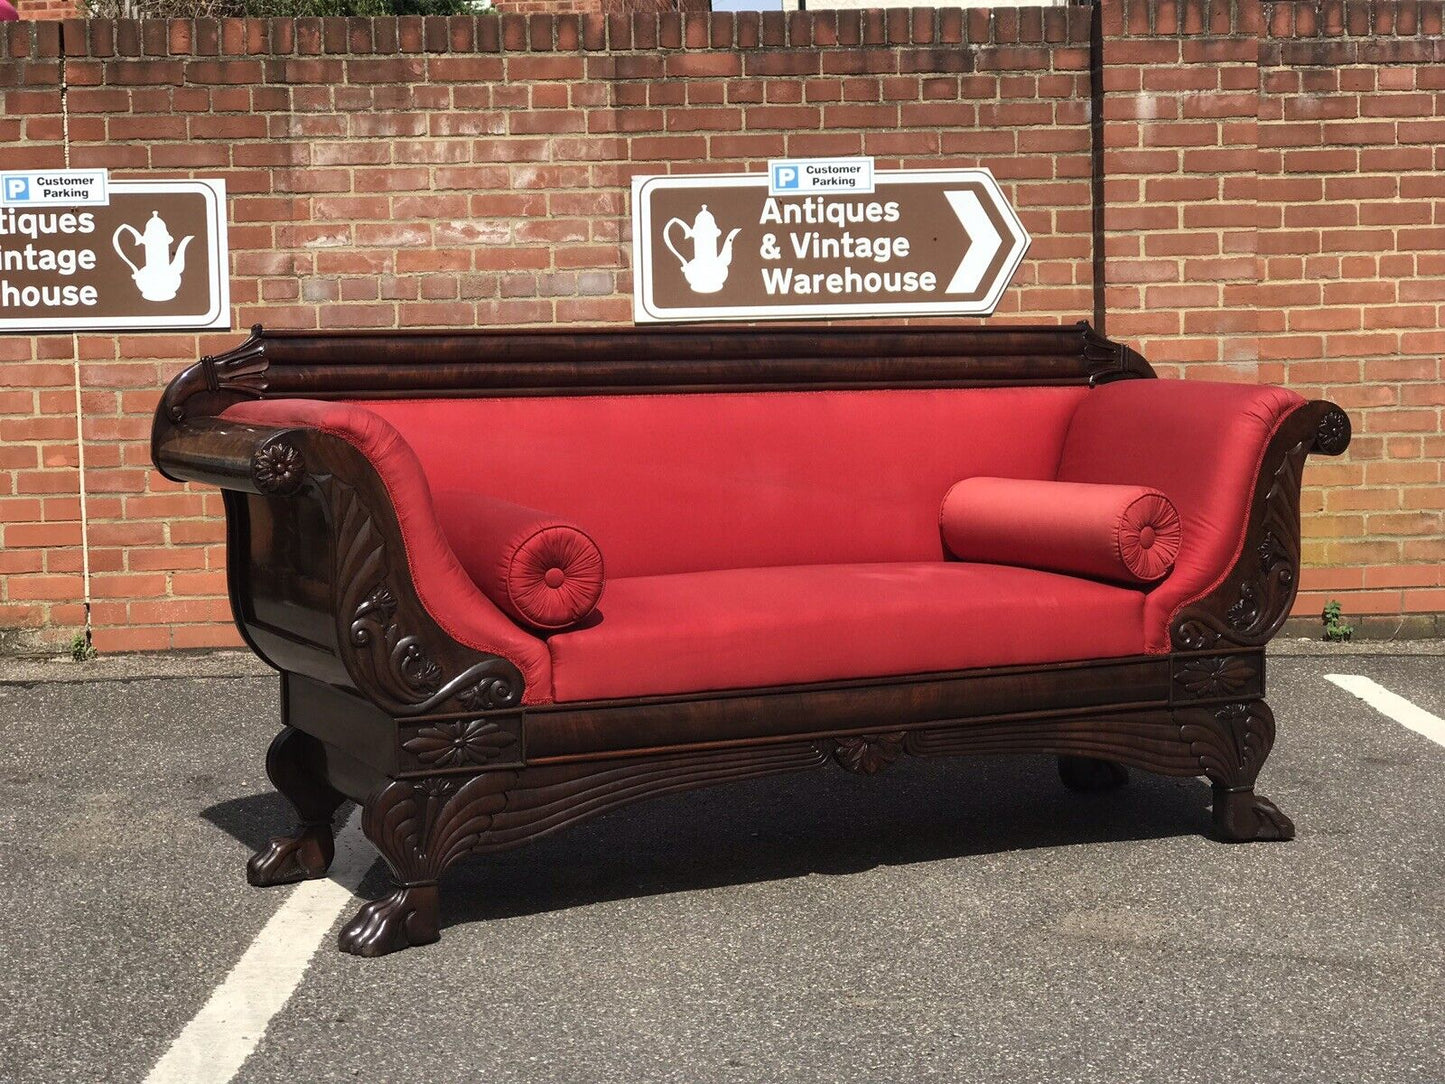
left=151, top=324, right=1350, bottom=957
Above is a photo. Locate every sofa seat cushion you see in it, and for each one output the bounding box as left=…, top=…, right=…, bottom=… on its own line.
left=546, top=562, right=1148, bottom=703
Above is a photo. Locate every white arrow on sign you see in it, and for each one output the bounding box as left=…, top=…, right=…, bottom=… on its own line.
left=944, top=189, right=1004, bottom=296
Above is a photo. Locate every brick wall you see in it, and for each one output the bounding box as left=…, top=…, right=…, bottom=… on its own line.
left=13, top=0, right=79, bottom=19
left=0, top=8, right=1096, bottom=652
left=1103, top=0, right=1445, bottom=634
left=0, top=2, right=1441, bottom=653
left=7, top=0, right=648, bottom=22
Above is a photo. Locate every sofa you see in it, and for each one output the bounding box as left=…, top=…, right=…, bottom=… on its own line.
left=151, top=323, right=1350, bottom=957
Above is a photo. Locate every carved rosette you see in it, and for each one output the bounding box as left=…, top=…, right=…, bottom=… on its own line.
left=402, top=718, right=521, bottom=770
left=251, top=439, right=306, bottom=495
left=1172, top=654, right=1261, bottom=702
left=1313, top=406, right=1351, bottom=456
left=833, top=732, right=906, bottom=774
left=326, top=477, right=523, bottom=716
left=1178, top=701, right=1275, bottom=790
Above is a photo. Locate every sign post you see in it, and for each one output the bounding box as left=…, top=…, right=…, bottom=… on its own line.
left=0, top=175, right=229, bottom=333
left=631, top=167, right=1029, bottom=324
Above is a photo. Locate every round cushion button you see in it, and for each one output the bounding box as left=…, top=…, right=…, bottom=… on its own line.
left=543, top=567, right=566, bottom=589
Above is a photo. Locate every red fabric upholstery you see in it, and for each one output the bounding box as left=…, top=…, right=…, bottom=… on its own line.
left=220, top=399, right=555, bottom=703
left=940, top=477, right=1182, bottom=584
left=1057, top=379, right=1307, bottom=651
left=546, top=562, right=1147, bottom=702
left=222, top=379, right=1302, bottom=701
left=352, top=388, right=1088, bottom=577
left=432, top=490, right=604, bottom=631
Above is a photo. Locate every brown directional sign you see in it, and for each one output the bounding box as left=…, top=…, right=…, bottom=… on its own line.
left=631, top=168, right=1029, bottom=324
left=0, top=178, right=229, bottom=333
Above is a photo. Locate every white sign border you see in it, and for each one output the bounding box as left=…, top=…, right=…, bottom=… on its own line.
left=631, top=168, right=1031, bottom=325
left=0, top=169, right=110, bottom=208
left=0, top=178, right=230, bottom=333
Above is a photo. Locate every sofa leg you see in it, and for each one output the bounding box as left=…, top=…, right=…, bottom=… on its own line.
left=337, top=773, right=513, bottom=957
left=1211, top=785, right=1295, bottom=842
left=338, top=884, right=440, bottom=957
left=1057, top=755, right=1129, bottom=792
left=247, top=727, right=345, bottom=887
left=1178, top=700, right=1295, bottom=843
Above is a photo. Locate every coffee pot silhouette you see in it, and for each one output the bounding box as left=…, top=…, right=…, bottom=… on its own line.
left=113, top=210, right=192, bottom=303
left=663, top=205, right=740, bottom=294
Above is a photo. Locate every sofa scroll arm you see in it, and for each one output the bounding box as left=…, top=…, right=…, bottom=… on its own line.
left=155, top=415, right=533, bottom=717
left=1170, top=400, right=1351, bottom=652
left=153, top=416, right=310, bottom=495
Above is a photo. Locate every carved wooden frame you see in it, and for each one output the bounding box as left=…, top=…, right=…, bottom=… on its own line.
left=151, top=323, right=1349, bottom=957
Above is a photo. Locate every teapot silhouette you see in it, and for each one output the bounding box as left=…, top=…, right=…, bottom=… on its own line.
left=113, top=210, right=192, bottom=303
left=663, top=205, right=740, bottom=294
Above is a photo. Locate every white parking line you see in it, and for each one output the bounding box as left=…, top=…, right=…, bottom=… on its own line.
left=1325, top=674, right=1445, bottom=748
left=143, top=809, right=377, bottom=1084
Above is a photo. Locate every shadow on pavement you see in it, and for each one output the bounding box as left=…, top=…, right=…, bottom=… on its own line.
left=202, top=790, right=300, bottom=854
left=198, top=755, right=1215, bottom=931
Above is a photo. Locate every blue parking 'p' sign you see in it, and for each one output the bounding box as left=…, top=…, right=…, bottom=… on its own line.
left=770, top=165, right=799, bottom=191
left=3, top=176, right=29, bottom=203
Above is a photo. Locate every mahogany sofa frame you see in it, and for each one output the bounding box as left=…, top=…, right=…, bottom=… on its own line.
left=152, top=323, right=1351, bottom=957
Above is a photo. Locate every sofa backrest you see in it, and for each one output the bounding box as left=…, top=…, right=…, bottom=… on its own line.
left=354, top=387, right=1089, bottom=579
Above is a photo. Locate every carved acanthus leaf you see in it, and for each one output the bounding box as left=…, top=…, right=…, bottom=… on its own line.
left=1178, top=702, right=1275, bottom=790
left=1080, top=322, right=1151, bottom=384
left=327, top=477, right=523, bottom=716
left=834, top=732, right=906, bottom=774
left=1170, top=433, right=1311, bottom=652
left=165, top=325, right=270, bottom=423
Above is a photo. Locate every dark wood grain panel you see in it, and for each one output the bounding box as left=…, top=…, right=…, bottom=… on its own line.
left=525, top=656, right=1172, bottom=761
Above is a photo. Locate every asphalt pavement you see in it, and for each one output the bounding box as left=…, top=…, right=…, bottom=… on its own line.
left=1, top=647, right=1442, bottom=1084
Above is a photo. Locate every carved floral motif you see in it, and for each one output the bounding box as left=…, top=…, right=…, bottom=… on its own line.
left=1174, top=654, right=1259, bottom=700
left=251, top=440, right=305, bottom=495
left=1314, top=407, right=1351, bottom=456
left=327, top=477, right=523, bottom=716
left=403, top=719, right=519, bottom=769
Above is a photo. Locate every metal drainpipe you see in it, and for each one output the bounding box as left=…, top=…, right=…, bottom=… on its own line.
left=1088, top=0, right=1107, bottom=335
left=57, top=21, right=95, bottom=653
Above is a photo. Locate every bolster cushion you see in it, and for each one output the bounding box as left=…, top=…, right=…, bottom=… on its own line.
left=940, top=477, right=1182, bottom=584
left=433, top=490, right=604, bottom=631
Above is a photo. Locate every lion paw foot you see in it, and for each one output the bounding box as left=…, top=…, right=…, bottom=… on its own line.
left=246, top=824, right=335, bottom=887
left=338, top=885, right=440, bottom=957
left=1212, top=788, right=1295, bottom=842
